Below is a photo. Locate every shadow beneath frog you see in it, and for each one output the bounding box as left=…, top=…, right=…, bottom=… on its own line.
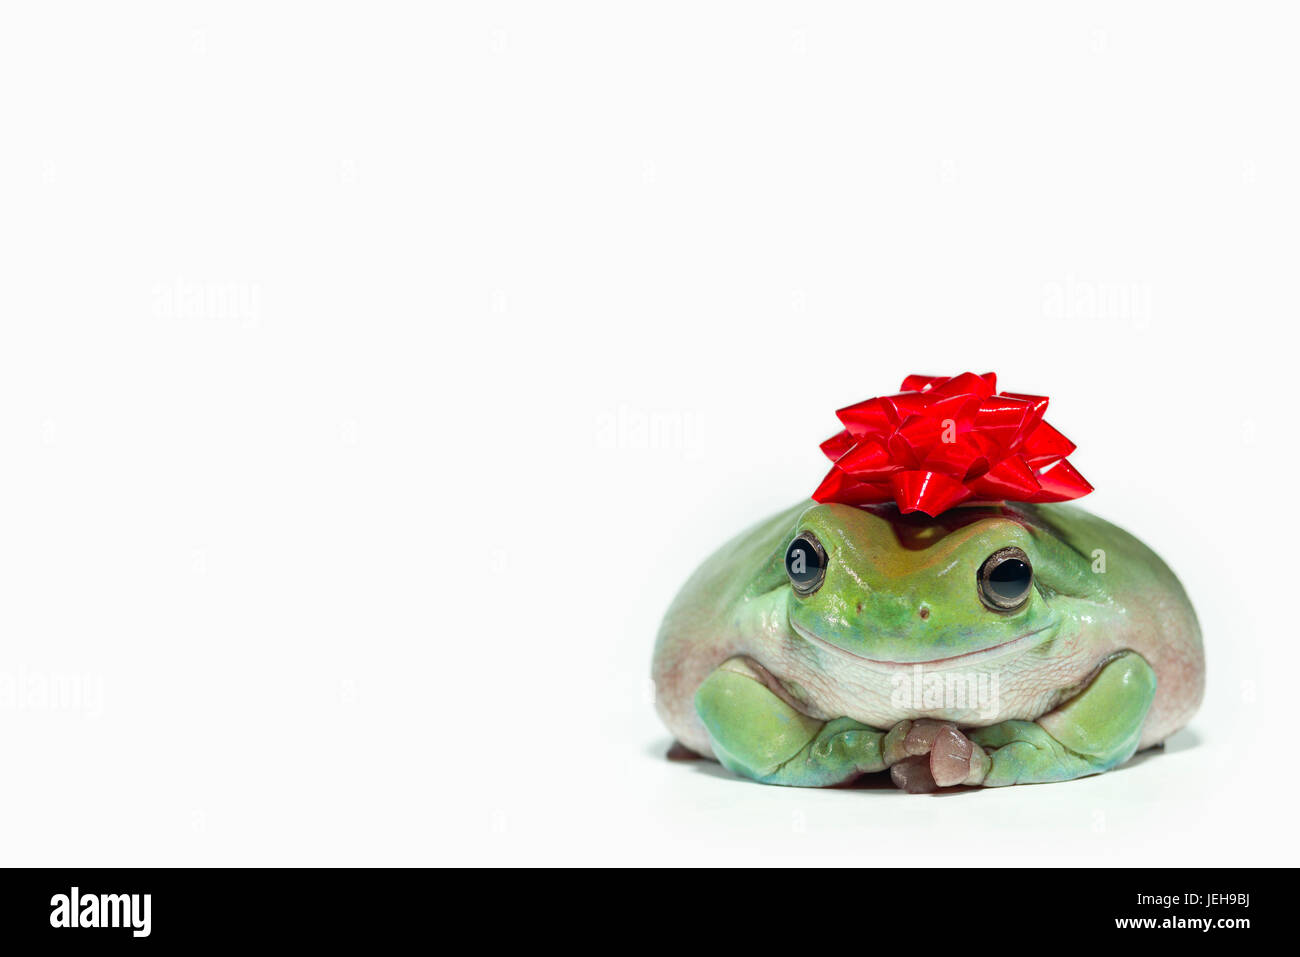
left=923, top=726, right=1205, bottom=794
left=650, top=737, right=935, bottom=793
left=647, top=738, right=744, bottom=784
left=1117, top=726, right=1202, bottom=768
left=650, top=726, right=1204, bottom=794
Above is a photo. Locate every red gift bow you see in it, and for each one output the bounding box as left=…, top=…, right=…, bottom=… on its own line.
left=812, top=372, right=1093, bottom=517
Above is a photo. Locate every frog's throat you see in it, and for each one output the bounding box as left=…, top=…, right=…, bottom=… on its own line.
left=788, top=619, right=1058, bottom=671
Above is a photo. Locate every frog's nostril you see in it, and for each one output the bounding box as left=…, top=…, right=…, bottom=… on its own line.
left=919, top=606, right=931, bottom=620
left=855, top=601, right=864, bottom=615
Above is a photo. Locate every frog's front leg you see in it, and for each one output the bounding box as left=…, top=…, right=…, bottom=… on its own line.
left=962, top=651, right=1158, bottom=787
left=694, top=657, right=889, bottom=787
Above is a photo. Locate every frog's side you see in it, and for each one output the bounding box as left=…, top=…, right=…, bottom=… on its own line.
left=651, top=501, right=1203, bottom=791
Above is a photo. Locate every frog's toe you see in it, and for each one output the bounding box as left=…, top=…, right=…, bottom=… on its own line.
left=887, top=724, right=991, bottom=790
left=903, top=718, right=954, bottom=756
left=890, top=755, right=939, bottom=793
left=929, top=725, right=990, bottom=787
left=881, top=720, right=913, bottom=765
left=883, top=720, right=989, bottom=790
left=929, top=725, right=972, bottom=786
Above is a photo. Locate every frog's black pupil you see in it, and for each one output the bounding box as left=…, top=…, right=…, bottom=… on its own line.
left=785, top=535, right=824, bottom=590
left=987, top=558, right=1031, bottom=603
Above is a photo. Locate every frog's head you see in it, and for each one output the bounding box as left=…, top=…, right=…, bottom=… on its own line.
left=778, top=502, right=1101, bottom=667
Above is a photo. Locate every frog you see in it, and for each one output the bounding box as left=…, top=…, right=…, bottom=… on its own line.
left=652, top=500, right=1203, bottom=791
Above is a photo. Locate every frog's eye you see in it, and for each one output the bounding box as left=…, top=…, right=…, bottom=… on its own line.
left=785, top=531, right=827, bottom=596
left=978, top=547, right=1033, bottom=611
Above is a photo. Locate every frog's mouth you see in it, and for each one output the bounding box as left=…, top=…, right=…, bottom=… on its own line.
left=789, top=619, right=1057, bottom=670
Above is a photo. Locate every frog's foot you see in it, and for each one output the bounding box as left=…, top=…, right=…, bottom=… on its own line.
left=969, top=651, right=1158, bottom=787
left=882, top=719, right=990, bottom=793
left=885, top=652, right=1160, bottom=791
left=694, top=658, right=888, bottom=787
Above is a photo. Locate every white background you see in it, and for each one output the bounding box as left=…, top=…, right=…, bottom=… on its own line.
left=2, top=3, right=1296, bottom=866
